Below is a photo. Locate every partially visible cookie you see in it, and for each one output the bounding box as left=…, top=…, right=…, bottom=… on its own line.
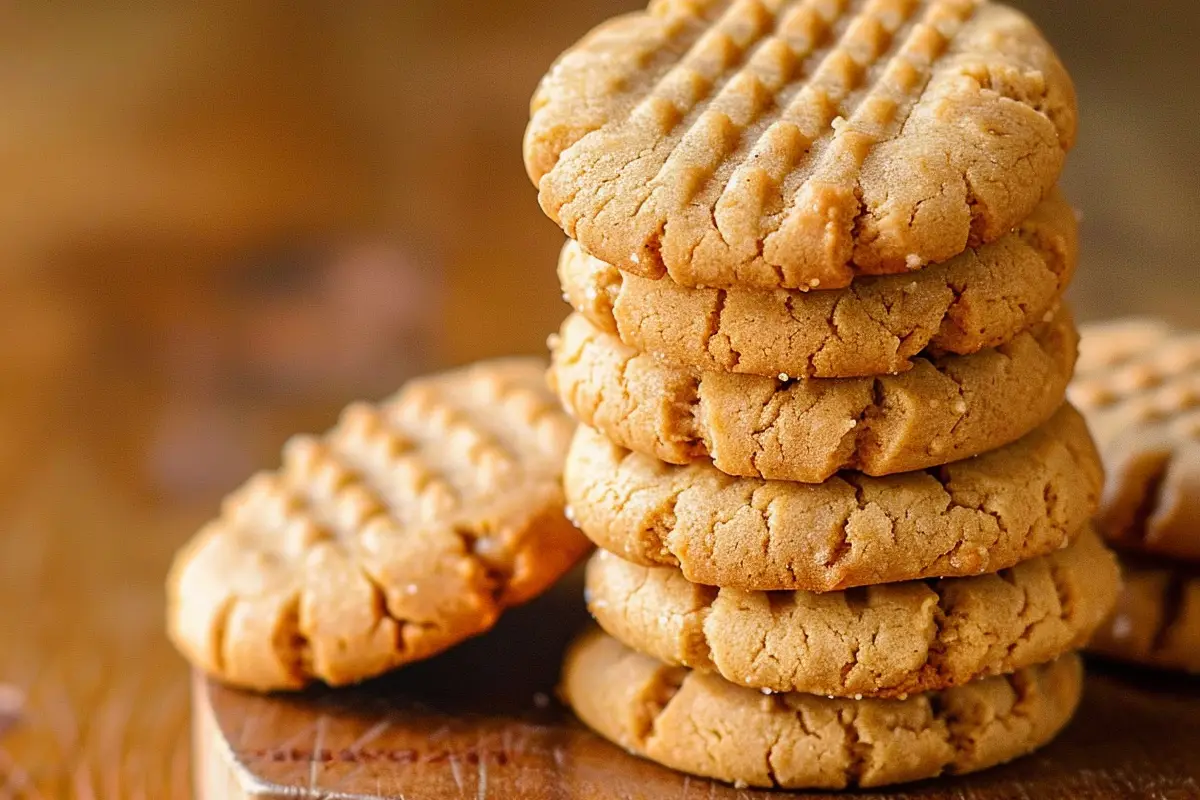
left=551, top=306, right=1077, bottom=482
left=564, top=404, right=1101, bottom=591
left=586, top=528, right=1117, bottom=697
left=559, top=190, right=1078, bottom=379
left=167, top=359, right=591, bottom=691
left=1089, top=558, right=1200, bottom=674
left=560, top=627, right=1082, bottom=790
left=527, top=0, right=1076, bottom=291
left=1070, top=319, right=1200, bottom=562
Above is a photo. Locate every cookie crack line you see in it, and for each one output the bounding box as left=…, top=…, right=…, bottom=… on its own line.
left=528, top=0, right=1076, bottom=290
left=839, top=707, right=870, bottom=788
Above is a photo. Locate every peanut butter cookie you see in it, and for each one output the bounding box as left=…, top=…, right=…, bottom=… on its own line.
left=560, top=626, right=1082, bottom=789
left=1071, top=319, right=1200, bottom=563
left=585, top=528, right=1116, bottom=696
left=564, top=404, right=1101, bottom=591
left=551, top=305, right=1076, bottom=481
left=559, top=190, right=1077, bottom=378
left=527, top=0, right=1076, bottom=290
left=168, top=359, right=590, bottom=691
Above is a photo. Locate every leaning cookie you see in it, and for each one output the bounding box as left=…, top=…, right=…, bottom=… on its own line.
left=560, top=627, right=1083, bottom=790
left=1070, top=319, right=1200, bottom=562
left=551, top=306, right=1077, bottom=482
left=586, top=528, right=1117, bottom=697
left=527, top=0, right=1076, bottom=290
left=1089, top=558, right=1200, bottom=675
left=564, top=404, right=1101, bottom=592
left=560, top=190, right=1077, bottom=379
left=167, top=359, right=591, bottom=691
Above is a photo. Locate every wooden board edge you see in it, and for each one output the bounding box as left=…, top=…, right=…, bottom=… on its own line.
left=192, top=672, right=284, bottom=800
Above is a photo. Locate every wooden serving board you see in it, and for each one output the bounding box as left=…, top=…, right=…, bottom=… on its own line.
left=195, top=575, right=1200, bottom=799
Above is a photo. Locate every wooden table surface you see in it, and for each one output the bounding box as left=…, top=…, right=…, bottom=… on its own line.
left=0, top=1, right=1197, bottom=797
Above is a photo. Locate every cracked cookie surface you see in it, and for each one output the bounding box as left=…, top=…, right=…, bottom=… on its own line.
left=527, top=0, right=1076, bottom=291
left=585, top=528, right=1116, bottom=696
left=559, top=189, right=1077, bottom=378
left=1088, top=557, right=1200, bottom=674
left=564, top=404, right=1101, bottom=591
left=1070, top=319, right=1200, bottom=563
left=551, top=305, right=1076, bottom=482
left=167, top=359, right=591, bottom=691
left=560, top=626, right=1082, bottom=789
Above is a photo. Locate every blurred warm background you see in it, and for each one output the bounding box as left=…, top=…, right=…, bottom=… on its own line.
left=0, top=2, right=1196, bottom=795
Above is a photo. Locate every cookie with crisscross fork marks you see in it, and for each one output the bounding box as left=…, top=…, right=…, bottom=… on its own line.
left=1070, top=320, right=1200, bottom=564
left=526, top=0, right=1076, bottom=291
left=167, top=359, right=590, bottom=691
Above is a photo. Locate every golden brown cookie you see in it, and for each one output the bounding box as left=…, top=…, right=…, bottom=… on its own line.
left=586, top=528, right=1117, bottom=697
left=564, top=404, right=1101, bottom=591
left=559, top=190, right=1078, bottom=378
left=526, top=0, right=1076, bottom=291
left=1070, top=319, right=1200, bottom=563
left=1088, top=557, right=1200, bottom=674
left=167, top=359, right=591, bottom=691
left=560, top=626, right=1083, bottom=790
left=551, top=306, right=1076, bottom=482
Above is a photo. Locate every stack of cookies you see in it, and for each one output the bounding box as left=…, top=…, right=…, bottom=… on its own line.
left=527, top=0, right=1120, bottom=789
left=1072, top=320, right=1200, bottom=674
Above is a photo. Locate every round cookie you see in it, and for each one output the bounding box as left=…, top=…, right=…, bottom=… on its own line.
left=1089, top=558, right=1200, bottom=674
left=560, top=627, right=1083, bottom=790
left=551, top=306, right=1077, bottom=482
left=559, top=190, right=1078, bottom=379
left=564, top=403, right=1102, bottom=592
left=586, top=528, right=1117, bottom=697
left=167, top=359, right=591, bottom=691
left=526, top=0, right=1077, bottom=291
left=1070, top=319, right=1200, bottom=562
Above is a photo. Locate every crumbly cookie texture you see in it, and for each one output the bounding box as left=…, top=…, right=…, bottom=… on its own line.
left=1070, top=319, right=1200, bottom=563
left=1089, top=557, right=1200, bottom=674
left=550, top=306, right=1077, bottom=482
left=527, top=0, right=1076, bottom=291
left=167, top=359, right=590, bottom=691
left=559, top=189, right=1078, bottom=378
left=560, top=627, right=1082, bottom=790
left=585, top=529, right=1117, bottom=697
left=564, top=404, right=1101, bottom=592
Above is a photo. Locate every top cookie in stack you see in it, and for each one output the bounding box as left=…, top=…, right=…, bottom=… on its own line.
left=526, top=0, right=1076, bottom=296
left=528, top=0, right=1106, bottom=791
